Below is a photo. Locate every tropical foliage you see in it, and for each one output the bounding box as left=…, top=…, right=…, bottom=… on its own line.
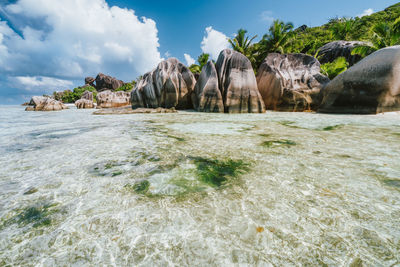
left=320, top=57, right=349, bottom=79
left=116, top=81, right=136, bottom=92
left=189, top=53, right=210, bottom=74
left=61, top=86, right=97, bottom=103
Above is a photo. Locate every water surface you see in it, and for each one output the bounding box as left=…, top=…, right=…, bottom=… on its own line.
left=0, top=106, right=399, bottom=266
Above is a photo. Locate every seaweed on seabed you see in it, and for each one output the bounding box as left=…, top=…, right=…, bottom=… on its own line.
left=190, top=157, right=250, bottom=188
left=125, top=180, right=150, bottom=194
left=322, top=124, right=343, bottom=131
left=0, top=203, right=58, bottom=230
left=261, top=140, right=297, bottom=147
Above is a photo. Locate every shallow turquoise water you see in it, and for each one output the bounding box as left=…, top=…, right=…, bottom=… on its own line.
left=0, top=105, right=400, bottom=266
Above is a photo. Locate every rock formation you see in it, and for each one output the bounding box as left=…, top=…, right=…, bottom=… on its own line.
left=215, top=49, right=265, bottom=113
left=75, top=99, right=94, bottom=109
left=131, top=58, right=196, bottom=109
left=96, top=90, right=131, bottom=108
left=95, top=73, right=124, bottom=91
left=25, top=96, right=68, bottom=111
left=256, top=53, right=330, bottom=111
left=81, top=90, right=93, bottom=101
left=318, top=41, right=367, bottom=66
left=319, top=46, right=400, bottom=114
left=192, top=61, right=224, bottom=112
left=85, top=76, right=95, bottom=86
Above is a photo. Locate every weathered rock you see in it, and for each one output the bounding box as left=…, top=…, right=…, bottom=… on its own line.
left=215, top=49, right=265, bottom=113
left=81, top=90, right=93, bottom=101
left=93, top=107, right=176, bottom=115
left=85, top=76, right=95, bottom=86
left=192, top=61, right=223, bottom=112
left=95, top=73, right=124, bottom=91
left=25, top=96, right=68, bottom=111
left=131, top=58, right=196, bottom=109
left=75, top=99, right=94, bottom=109
left=256, top=53, right=330, bottom=111
left=318, top=41, right=367, bottom=66
left=319, top=46, right=400, bottom=114
left=96, top=90, right=131, bottom=108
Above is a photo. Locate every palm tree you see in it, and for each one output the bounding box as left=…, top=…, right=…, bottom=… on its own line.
left=329, top=18, right=356, bottom=40
left=254, top=20, right=294, bottom=67
left=229, top=29, right=257, bottom=56
left=352, top=21, right=400, bottom=57
left=189, top=53, right=210, bottom=74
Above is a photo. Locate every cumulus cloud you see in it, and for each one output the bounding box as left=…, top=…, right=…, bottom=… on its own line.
left=201, top=26, right=229, bottom=60
left=357, top=8, right=374, bottom=18
left=10, top=76, right=73, bottom=93
left=184, top=53, right=195, bottom=66
left=260, top=10, right=274, bottom=23
left=0, top=0, right=162, bottom=100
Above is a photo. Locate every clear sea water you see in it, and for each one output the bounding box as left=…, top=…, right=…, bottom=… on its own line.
left=0, top=105, right=400, bottom=266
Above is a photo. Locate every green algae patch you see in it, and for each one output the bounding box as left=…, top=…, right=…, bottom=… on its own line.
left=278, top=121, right=300, bottom=128
left=261, top=140, right=297, bottom=147
left=322, top=125, right=343, bottom=131
left=190, top=157, right=250, bottom=188
left=128, top=180, right=151, bottom=194
left=1, top=203, right=59, bottom=230
left=383, top=179, right=400, bottom=189
left=112, top=171, right=123, bottom=177
left=166, top=135, right=185, bottom=142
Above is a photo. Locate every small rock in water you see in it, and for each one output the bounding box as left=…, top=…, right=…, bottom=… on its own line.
left=23, top=187, right=38, bottom=195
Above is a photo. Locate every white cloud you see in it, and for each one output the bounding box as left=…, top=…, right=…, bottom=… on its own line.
left=260, top=10, right=274, bottom=23
left=184, top=53, right=195, bottom=66
left=10, top=76, right=73, bottom=93
left=201, top=26, right=230, bottom=60
left=357, top=8, right=374, bottom=18
left=164, top=51, right=171, bottom=58
left=0, top=0, right=162, bottom=98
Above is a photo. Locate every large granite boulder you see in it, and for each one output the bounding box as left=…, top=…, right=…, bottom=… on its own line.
left=85, top=76, right=95, bottom=86
left=319, top=46, right=400, bottom=114
left=256, top=53, right=330, bottom=111
left=81, top=90, right=93, bottom=101
left=75, top=99, right=94, bottom=109
left=192, top=61, right=224, bottom=112
left=96, top=90, right=131, bottom=108
left=318, top=41, right=367, bottom=66
left=25, top=96, right=68, bottom=111
left=215, top=49, right=265, bottom=113
left=95, top=73, right=124, bottom=91
left=131, top=58, right=196, bottom=109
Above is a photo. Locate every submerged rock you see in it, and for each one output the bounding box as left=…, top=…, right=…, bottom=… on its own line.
left=96, top=90, right=131, bottom=108
left=131, top=58, right=196, bottom=109
left=192, top=61, right=224, bottom=112
left=95, top=73, right=124, bottom=91
left=318, top=41, right=367, bottom=66
left=256, top=53, right=329, bottom=111
left=215, top=49, right=265, bottom=113
left=25, top=96, right=68, bottom=111
left=319, top=46, right=400, bottom=114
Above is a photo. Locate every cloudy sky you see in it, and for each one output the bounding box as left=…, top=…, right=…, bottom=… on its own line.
left=0, top=0, right=397, bottom=104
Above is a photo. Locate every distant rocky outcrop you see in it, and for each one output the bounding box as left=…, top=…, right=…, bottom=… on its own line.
left=192, top=61, right=224, bottom=112
left=94, top=73, right=124, bottom=91
left=319, top=46, right=400, bottom=114
left=25, top=96, right=68, bottom=111
left=85, top=76, right=95, bottom=87
left=81, top=90, right=93, bottom=101
left=131, top=58, right=196, bottom=109
left=215, top=49, right=265, bottom=113
left=96, top=90, right=131, bottom=108
left=256, top=53, right=330, bottom=111
left=318, top=41, right=367, bottom=66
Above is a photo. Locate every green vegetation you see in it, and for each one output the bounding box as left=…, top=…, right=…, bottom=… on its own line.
left=261, top=139, right=297, bottom=147
left=188, top=3, right=400, bottom=73
left=320, top=57, right=349, bottom=79
left=189, top=53, right=210, bottom=74
left=130, top=180, right=150, bottom=193
left=60, top=86, right=97, bottom=103
left=1, top=203, right=59, bottom=230
left=191, top=157, right=250, bottom=188
left=116, top=81, right=136, bottom=92
left=322, top=124, right=343, bottom=131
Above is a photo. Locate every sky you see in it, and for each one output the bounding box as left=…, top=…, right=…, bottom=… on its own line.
left=0, top=0, right=398, bottom=104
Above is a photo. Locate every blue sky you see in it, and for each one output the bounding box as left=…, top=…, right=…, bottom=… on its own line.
left=0, top=0, right=398, bottom=104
